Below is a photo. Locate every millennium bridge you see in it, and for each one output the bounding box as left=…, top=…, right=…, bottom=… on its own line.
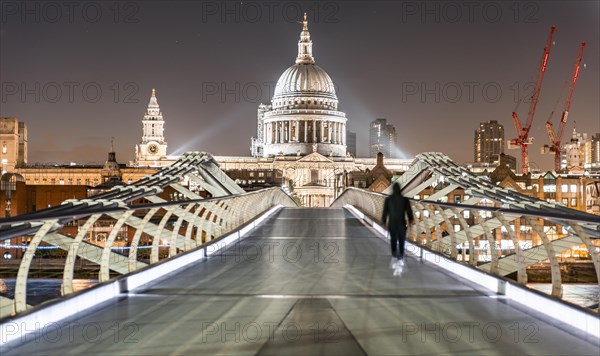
left=1, top=152, right=598, bottom=355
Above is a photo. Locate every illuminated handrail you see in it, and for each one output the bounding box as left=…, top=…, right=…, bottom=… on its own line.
left=331, top=187, right=600, bottom=312
left=0, top=150, right=297, bottom=318
left=0, top=187, right=295, bottom=317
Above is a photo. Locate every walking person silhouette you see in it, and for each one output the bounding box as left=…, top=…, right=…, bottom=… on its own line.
left=382, top=182, right=414, bottom=267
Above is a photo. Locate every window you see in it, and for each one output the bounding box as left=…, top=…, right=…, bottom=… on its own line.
left=561, top=184, right=568, bottom=193
left=1, top=144, right=6, bottom=154
left=454, top=195, right=461, bottom=204
left=311, top=170, right=318, bottom=183
left=570, top=184, right=577, bottom=193
left=571, top=198, right=577, bottom=207
left=463, top=210, right=470, bottom=219
left=249, top=172, right=254, bottom=177
left=562, top=198, right=568, bottom=206
left=258, top=172, right=265, bottom=177
left=543, top=185, right=556, bottom=193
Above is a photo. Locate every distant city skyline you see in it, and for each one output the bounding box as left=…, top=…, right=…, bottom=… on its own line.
left=1, top=1, right=599, bottom=170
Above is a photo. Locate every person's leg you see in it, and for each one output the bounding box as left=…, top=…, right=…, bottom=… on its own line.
left=389, top=229, right=398, bottom=258
left=389, top=229, right=399, bottom=268
left=398, top=225, right=407, bottom=259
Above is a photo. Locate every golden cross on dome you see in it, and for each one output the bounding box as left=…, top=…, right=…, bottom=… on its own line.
left=152, top=88, right=156, bottom=97
left=303, top=12, right=308, bottom=30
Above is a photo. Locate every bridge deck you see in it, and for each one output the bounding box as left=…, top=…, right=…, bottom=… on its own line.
left=4, top=208, right=599, bottom=355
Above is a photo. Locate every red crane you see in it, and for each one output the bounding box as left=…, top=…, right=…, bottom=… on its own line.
left=509, top=26, right=557, bottom=174
left=543, top=42, right=586, bottom=172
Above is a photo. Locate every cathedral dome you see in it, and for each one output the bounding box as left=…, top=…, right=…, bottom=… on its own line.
left=273, top=63, right=337, bottom=101
left=270, top=14, right=338, bottom=111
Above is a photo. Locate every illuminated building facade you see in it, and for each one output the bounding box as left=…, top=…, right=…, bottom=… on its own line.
left=369, top=118, right=396, bottom=158
left=0, top=117, right=27, bottom=173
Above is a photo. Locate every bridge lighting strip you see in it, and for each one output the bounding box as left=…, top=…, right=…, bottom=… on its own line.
left=0, top=205, right=284, bottom=347
left=344, top=204, right=600, bottom=341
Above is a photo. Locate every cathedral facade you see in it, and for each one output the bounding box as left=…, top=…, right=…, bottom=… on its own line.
left=251, top=14, right=347, bottom=158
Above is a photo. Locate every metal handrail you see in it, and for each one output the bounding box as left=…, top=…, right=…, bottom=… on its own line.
left=331, top=187, right=600, bottom=312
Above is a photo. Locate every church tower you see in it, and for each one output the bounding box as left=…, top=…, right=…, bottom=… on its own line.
left=135, top=89, right=168, bottom=165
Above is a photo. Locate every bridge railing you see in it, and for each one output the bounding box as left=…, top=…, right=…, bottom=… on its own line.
left=0, top=187, right=296, bottom=318
left=331, top=187, right=600, bottom=312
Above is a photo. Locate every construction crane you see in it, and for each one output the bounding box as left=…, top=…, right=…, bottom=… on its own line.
left=508, top=26, right=557, bottom=174
left=543, top=42, right=586, bottom=172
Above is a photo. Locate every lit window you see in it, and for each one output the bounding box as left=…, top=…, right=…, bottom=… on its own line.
left=570, top=184, right=577, bottom=193
left=1, top=144, right=6, bottom=154
left=561, top=184, right=568, bottom=193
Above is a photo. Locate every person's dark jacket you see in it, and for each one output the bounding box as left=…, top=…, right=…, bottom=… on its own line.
left=382, top=184, right=414, bottom=231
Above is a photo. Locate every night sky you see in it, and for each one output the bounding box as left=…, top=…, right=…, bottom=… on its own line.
left=1, top=0, right=599, bottom=171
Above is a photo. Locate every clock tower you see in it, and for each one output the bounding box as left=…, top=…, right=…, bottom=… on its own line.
left=135, top=89, right=168, bottom=165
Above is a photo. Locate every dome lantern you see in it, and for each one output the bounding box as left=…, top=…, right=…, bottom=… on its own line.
left=296, top=13, right=315, bottom=65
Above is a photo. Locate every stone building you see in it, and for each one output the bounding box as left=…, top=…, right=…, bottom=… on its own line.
left=0, top=117, right=27, bottom=173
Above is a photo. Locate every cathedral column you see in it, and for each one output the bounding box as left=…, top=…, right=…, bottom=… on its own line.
left=304, top=121, right=308, bottom=143
left=336, top=122, right=340, bottom=144
left=279, top=121, right=282, bottom=143
left=321, top=121, right=325, bottom=142
left=265, top=123, right=270, bottom=144
left=342, top=124, right=346, bottom=145
left=333, top=122, right=337, bottom=144
left=290, top=121, right=294, bottom=142
left=279, top=121, right=283, bottom=143
left=312, top=121, right=316, bottom=143
left=274, top=122, right=279, bottom=143
left=329, top=122, right=334, bottom=143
